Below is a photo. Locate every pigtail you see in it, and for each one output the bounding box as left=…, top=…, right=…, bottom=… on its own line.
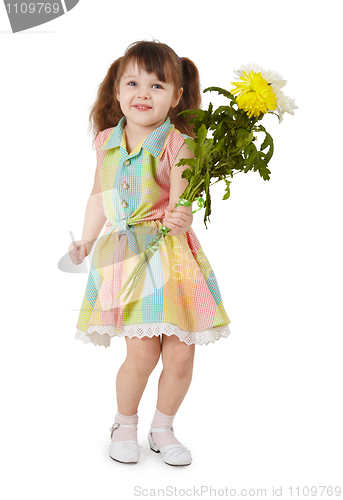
left=169, top=57, right=201, bottom=138
left=88, top=57, right=124, bottom=149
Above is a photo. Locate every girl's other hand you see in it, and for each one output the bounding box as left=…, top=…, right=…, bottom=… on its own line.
left=162, top=202, right=193, bottom=237
left=68, top=240, right=92, bottom=265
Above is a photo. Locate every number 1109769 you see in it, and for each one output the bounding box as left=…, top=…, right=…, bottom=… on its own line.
left=5, top=3, right=60, bottom=14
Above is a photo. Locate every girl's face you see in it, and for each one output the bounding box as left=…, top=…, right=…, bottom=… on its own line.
left=116, top=61, right=183, bottom=134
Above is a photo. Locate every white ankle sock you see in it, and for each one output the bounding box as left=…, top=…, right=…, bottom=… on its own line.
left=111, top=411, right=138, bottom=443
left=151, top=408, right=182, bottom=448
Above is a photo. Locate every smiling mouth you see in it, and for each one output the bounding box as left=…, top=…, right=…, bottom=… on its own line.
left=133, top=105, right=152, bottom=110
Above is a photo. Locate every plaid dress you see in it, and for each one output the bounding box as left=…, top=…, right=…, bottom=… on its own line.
left=75, top=117, right=231, bottom=347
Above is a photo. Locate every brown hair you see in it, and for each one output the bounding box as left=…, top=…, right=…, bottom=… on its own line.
left=88, top=40, right=201, bottom=147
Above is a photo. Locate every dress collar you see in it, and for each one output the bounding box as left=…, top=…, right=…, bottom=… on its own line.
left=100, top=116, right=174, bottom=159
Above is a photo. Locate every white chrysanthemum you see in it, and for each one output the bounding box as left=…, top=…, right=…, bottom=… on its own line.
left=234, top=63, right=287, bottom=89
left=234, top=63, right=264, bottom=78
left=271, top=85, right=298, bottom=123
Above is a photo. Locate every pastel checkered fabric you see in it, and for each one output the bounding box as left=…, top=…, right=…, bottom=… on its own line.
left=75, top=117, right=231, bottom=347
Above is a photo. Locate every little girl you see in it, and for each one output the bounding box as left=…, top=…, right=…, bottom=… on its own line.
left=69, top=40, right=231, bottom=466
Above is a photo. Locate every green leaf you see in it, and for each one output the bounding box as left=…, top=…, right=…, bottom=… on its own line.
left=197, top=130, right=213, bottom=160
left=182, top=124, right=213, bottom=174
left=222, top=179, right=231, bottom=200
left=258, top=165, right=271, bottom=180
left=181, top=168, right=193, bottom=180
left=204, top=102, right=213, bottom=120
left=183, top=138, right=196, bottom=152
left=260, top=131, right=271, bottom=150
left=211, top=136, right=226, bottom=155
left=212, top=105, right=236, bottom=119
left=196, top=123, right=207, bottom=144
left=176, top=158, right=197, bottom=169
left=204, top=168, right=211, bottom=228
left=235, top=129, right=254, bottom=149
left=212, top=120, right=224, bottom=141
left=235, top=128, right=250, bottom=138
left=260, top=132, right=274, bottom=163
left=184, top=116, right=202, bottom=126
left=244, top=143, right=258, bottom=171
left=204, top=87, right=236, bottom=102
left=178, top=108, right=205, bottom=118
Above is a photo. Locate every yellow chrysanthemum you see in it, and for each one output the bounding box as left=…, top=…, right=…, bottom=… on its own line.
left=231, top=70, right=277, bottom=118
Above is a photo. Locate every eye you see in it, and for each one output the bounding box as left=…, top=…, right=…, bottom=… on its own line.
left=152, top=83, right=163, bottom=89
left=128, top=81, right=137, bottom=86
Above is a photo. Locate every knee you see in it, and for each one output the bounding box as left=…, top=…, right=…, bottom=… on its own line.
left=126, top=337, right=161, bottom=375
left=162, top=343, right=195, bottom=376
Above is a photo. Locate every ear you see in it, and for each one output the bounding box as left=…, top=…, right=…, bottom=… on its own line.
left=171, top=87, right=183, bottom=108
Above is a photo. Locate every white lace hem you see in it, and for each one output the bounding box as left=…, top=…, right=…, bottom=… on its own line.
left=75, top=322, right=231, bottom=348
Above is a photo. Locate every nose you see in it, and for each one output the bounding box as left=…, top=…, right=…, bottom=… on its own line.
left=137, top=86, right=150, bottom=99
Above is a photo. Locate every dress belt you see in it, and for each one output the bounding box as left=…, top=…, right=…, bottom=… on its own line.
left=106, top=218, right=139, bottom=255
left=117, top=218, right=133, bottom=236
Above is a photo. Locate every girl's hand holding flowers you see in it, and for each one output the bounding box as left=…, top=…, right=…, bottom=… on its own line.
left=162, top=202, right=193, bottom=236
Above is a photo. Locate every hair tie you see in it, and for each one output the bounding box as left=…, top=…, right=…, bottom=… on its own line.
left=179, top=57, right=182, bottom=63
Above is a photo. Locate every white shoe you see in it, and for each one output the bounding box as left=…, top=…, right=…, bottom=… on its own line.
left=148, top=426, right=192, bottom=466
left=109, top=422, right=142, bottom=464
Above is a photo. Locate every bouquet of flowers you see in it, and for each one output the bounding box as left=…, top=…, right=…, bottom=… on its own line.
left=116, top=64, right=297, bottom=301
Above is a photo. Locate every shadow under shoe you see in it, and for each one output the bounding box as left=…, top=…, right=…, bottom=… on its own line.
left=148, top=426, right=192, bottom=466
left=109, top=422, right=142, bottom=464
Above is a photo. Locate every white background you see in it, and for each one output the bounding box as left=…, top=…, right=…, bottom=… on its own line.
left=1, top=0, right=342, bottom=498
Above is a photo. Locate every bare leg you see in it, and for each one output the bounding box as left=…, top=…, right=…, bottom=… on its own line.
left=156, top=333, right=195, bottom=415
left=150, top=334, right=195, bottom=449
left=116, top=335, right=161, bottom=415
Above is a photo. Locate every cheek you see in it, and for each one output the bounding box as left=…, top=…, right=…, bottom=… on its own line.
left=158, top=95, right=175, bottom=110
left=118, top=91, right=130, bottom=106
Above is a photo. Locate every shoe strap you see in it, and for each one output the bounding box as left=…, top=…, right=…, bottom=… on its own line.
left=150, top=426, right=174, bottom=432
left=111, top=423, right=137, bottom=428
left=109, top=422, right=138, bottom=434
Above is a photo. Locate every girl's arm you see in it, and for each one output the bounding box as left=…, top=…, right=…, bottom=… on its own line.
left=69, top=154, right=107, bottom=265
left=163, top=143, right=194, bottom=236
left=81, top=154, right=107, bottom=244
